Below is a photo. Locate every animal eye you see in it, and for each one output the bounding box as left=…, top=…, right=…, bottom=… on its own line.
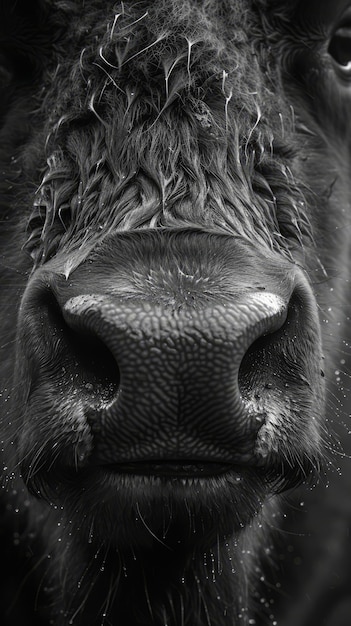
left=328, top=14, right=351, bottom=78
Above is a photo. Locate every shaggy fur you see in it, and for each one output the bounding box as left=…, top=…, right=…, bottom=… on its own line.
left=0, top=1, right=351, bottom=625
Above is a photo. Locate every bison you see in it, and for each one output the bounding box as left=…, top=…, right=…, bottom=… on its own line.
left=0, top=0, right=351, bottom=624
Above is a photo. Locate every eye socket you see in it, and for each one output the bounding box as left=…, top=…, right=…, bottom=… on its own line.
left=328, top=13, right=351, bottom=78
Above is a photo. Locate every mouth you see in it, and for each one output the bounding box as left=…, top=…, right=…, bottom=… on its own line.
left=103, top=461, right=236, bottom=477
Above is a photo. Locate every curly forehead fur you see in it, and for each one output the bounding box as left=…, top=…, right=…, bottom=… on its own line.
left=19, top=0, right=319, bottom=268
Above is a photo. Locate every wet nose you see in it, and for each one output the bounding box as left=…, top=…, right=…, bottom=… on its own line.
left=59, top=290, right=288, bottom=462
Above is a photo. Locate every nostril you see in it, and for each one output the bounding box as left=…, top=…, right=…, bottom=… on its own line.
left=40, top=293, right=120, bottom=408
left=238, top=289, right=306, bottom=403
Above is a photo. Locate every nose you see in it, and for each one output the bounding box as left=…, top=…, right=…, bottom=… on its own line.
left=20, top=264, right=294, bottom=465
left=19, top=227, right=325, bottom=469
left=61, top=290, right=288, bottom=462
left=17, top=228, right=326, bottom=489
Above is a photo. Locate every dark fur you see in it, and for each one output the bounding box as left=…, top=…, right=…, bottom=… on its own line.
left=0, top=1, right=351, bottom=625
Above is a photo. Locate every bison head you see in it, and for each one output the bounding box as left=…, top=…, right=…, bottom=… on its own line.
left=0, top=0, right=350, bottom=624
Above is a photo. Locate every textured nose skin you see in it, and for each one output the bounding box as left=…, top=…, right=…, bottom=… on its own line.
left=63, top=292, right=287, bottom=463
